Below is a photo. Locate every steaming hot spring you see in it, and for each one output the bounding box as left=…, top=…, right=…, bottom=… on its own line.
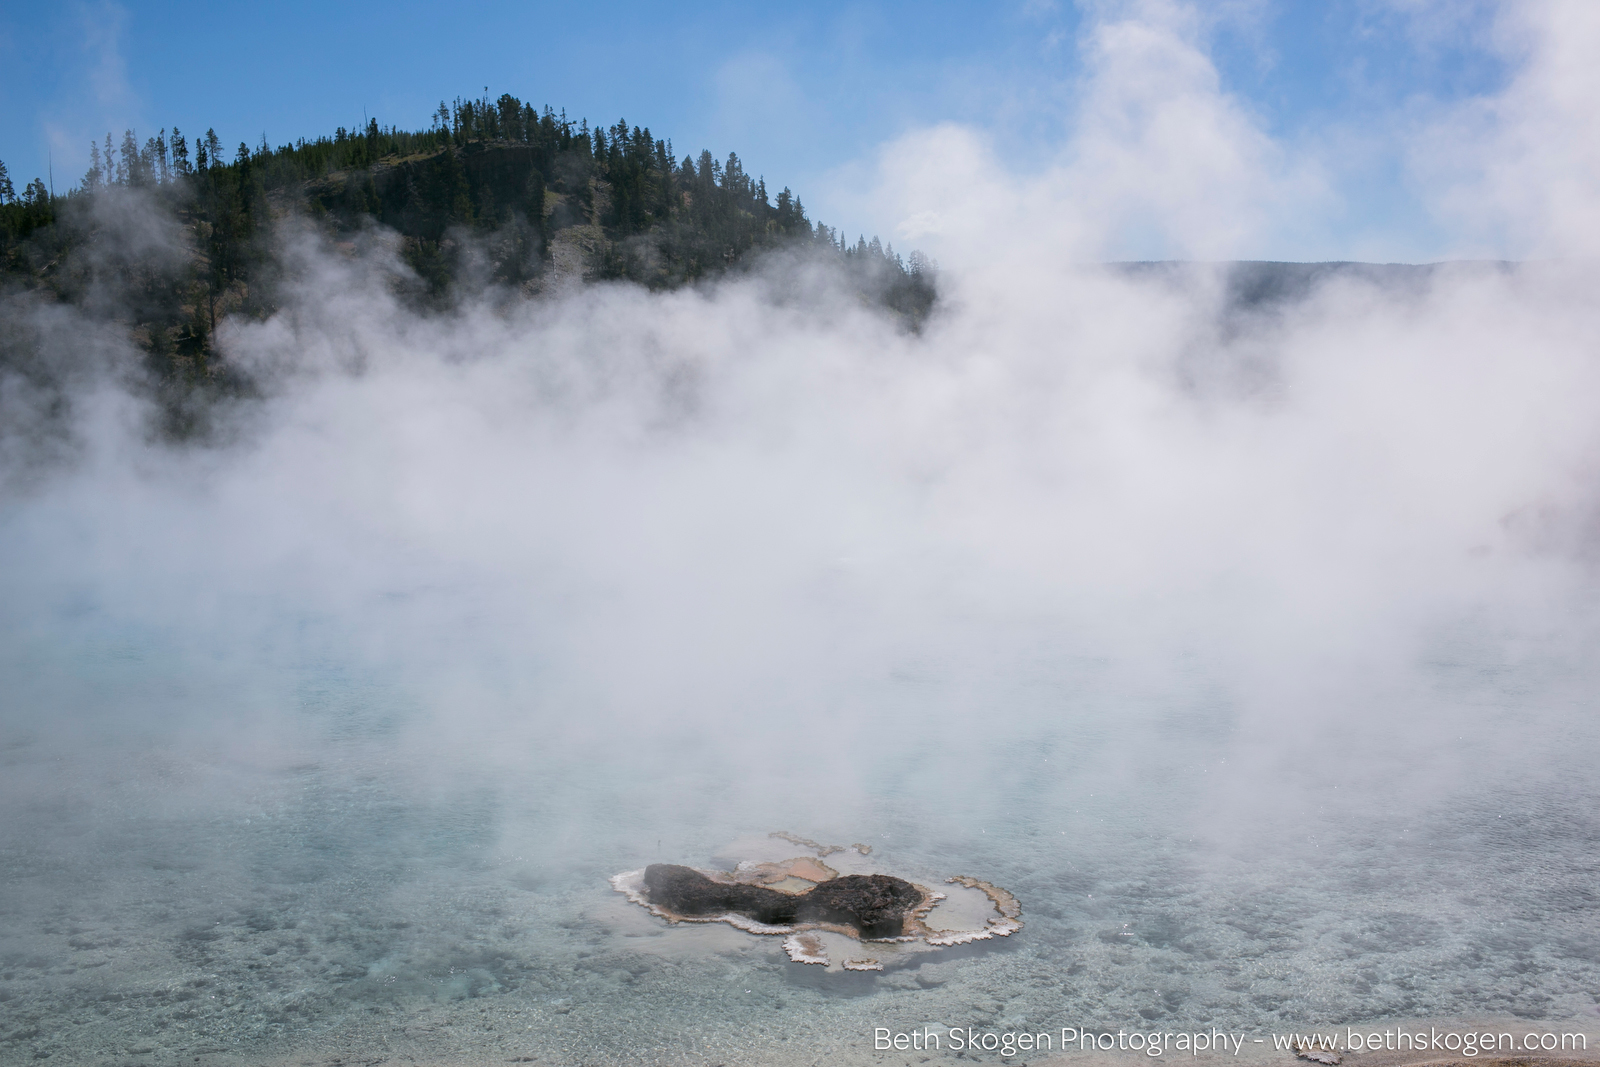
left=610, top=831, right=1022, bottom=972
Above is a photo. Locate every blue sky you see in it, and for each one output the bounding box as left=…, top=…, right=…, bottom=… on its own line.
left=0, top=1, right=1515, bottom=259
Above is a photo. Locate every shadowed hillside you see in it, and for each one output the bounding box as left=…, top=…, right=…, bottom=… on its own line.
left=0, top=94, right=937, bottom=436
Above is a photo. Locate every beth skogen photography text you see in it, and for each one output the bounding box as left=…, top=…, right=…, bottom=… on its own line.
left=875, top=1026, right=1591, bottom=1058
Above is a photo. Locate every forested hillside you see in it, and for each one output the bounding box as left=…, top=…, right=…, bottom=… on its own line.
left=0, top=93, right=936, bottom=427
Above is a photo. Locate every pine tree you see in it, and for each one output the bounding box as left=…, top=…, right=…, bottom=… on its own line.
left=143, top=132, right=169, bottom=183
left=0, top=159, right=14, bottom=203
left=117, top=131, right=135, bottom=184
left=84, top=142, right=104, bottom=189
left=121, top=130, right=144, bottom=185
left=171, top=129, right=191, bottom=176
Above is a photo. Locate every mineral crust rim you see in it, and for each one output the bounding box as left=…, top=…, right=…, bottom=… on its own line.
left=609, top=864, right=1022, bottom=949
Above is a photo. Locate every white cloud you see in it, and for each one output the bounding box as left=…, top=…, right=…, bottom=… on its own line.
left=862, top=0, right=1329, bottom=269
left=1411, top=0, right=1600, bottom=256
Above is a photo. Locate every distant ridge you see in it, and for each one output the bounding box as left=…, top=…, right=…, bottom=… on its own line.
left=0, top=92, right=937, bottom=427
left=1114, top=260, right=1517, bottom=311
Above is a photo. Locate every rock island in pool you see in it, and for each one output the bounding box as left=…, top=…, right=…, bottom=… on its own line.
left=610, top=831, right=1023, bottom=972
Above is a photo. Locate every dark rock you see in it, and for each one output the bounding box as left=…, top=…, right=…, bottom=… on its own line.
left=799, top=875, right=925, bottom=939
left=641, top=865, right=922, bottom=938
left=642, top=865, right=800, bottom=926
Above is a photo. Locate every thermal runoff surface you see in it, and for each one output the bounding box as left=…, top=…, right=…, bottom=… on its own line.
left=3, top=3, right=1600, bottom=1067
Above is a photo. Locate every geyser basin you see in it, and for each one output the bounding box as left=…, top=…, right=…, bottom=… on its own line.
left=611, top=832, right=1022, bottom=971
left=7, top=252, right=1600, bottom=1066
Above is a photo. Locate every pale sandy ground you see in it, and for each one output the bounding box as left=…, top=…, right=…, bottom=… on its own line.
left=117, top=1017, right=1600, bottom=1067
left=7, top=825, right=1597, bottom=1067
left=11, top=994, right=1597, bottom=1067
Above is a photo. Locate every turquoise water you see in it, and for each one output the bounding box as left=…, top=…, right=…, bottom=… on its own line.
left=3, top=614, right=1598, bottom=1067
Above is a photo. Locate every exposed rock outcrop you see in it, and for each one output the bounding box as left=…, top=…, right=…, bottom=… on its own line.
left=642, top=864, right=924, bottom=939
